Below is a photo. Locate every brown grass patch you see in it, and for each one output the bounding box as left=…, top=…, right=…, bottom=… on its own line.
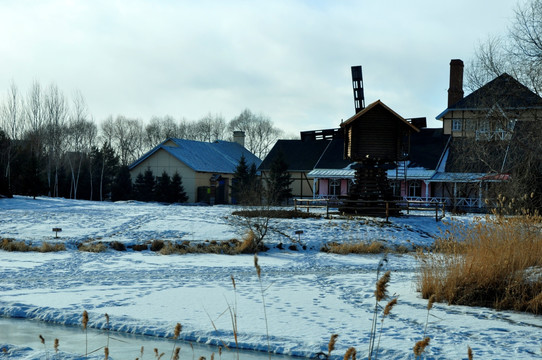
left=417, top=215, right=542, bottom=313
left=1, top=238, right=65, bottom=252
left=159, top=239, right=244, bottom=255
left=321, top=241, right=389, bottom=254
left=78, top=242, right=108, bottom=253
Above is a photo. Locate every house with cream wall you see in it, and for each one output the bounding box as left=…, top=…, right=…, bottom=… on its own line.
left=129, top=134, right=261, bottom=204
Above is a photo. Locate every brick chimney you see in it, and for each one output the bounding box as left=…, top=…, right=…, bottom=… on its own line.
left=448, top=59, right=464, bottom=107
left=233, top=130, right=245, bottom=147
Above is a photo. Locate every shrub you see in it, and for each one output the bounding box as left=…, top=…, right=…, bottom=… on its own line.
left=78, top=242, right=108, bottom=253
left=150, top=240, right=165, bottom=252
left=417, top=215, right=542, bottom=313
left=110, top=241, right=126, bottom=251
left=0, top=239, right=65, bottom=252
left=131, top=244, right=148, bottom=251
left=39, top=242, right=66, bottom=252
left=322, top=241, right=388, bottom=254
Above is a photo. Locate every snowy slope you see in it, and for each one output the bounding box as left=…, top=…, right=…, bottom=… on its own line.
left=1, top=196, right=541, bottom=359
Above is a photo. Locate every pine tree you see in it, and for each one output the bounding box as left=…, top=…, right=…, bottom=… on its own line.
left=170, top=172, right=188, bottom=203
left=155, top=171, right=171, bottom=203
left=133, top=168, right=155, bottom=202
left=232, top=155, right=249, bottom=204
left=266, top=151, right=292, bottom=205
left=111, top=165, right=133, bottom=201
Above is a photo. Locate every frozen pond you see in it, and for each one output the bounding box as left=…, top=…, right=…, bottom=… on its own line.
left=0, top=317, right=299, bottom=359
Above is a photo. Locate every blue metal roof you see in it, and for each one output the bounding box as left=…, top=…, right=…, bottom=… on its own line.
left=129, top=138, right=261, bottom=173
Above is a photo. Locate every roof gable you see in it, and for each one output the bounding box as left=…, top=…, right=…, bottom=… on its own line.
left=437, top=73, right=542, bottom=119
left=340, top=100, right=420, bottom=132
left=129, top=138, right=261, bottom=174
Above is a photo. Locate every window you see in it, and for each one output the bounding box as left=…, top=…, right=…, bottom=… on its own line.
left=452, top=119, right=462, bottom=132
left=479, top=120, right=490, bottom=132
left=408, top=180, right=422, bottom=197
left=329, top=179, right=341, bottom=197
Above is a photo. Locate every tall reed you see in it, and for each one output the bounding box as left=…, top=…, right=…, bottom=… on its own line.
left=418, top=214, right=542, bottom=312
left=254, top=254, right=271, bottom=359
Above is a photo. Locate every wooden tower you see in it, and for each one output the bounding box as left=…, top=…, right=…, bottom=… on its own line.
left=340, top=70, right=419, bottom=215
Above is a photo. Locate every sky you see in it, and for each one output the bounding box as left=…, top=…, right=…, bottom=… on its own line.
left=0, top=0, right=527, bottom=136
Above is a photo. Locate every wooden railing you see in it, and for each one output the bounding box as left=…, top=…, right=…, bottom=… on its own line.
left=294, top=198, right=445, bottom=222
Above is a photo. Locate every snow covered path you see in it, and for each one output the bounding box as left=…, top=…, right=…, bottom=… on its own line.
left=1, top=197, right=542, bottom=359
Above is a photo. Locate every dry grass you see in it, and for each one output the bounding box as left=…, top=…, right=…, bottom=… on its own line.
left=322, top=241, right=389, bottom=254
left=417, top=214, right=542, bottom=313
left=78, top=242, right=108, bottom=253
left=159, top=239, right=244, bottom=255
left=1, top=238, right=65, bottom=252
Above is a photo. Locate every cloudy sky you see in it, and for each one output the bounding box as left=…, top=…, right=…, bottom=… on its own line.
left=0, top=0, right=527, bottom=135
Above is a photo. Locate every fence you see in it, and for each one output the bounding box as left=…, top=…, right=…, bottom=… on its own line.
left=294, top=198, right=445, bottom=222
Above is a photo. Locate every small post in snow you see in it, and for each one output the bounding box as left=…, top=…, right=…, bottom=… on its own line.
left=52, top=227, right=62, bottom=238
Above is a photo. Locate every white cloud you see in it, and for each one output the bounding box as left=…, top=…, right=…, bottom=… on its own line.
left=0, top=0, right=527, bottom=134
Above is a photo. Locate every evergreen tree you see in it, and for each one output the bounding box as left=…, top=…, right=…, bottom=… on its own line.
left=133, top=168, right=156, bottom=202
left=248, top=162, right=261, bottom=204
left=266, top=151, right=292, bottom=205
left=231, top=155, right=250, bottom=204
left=154, top=171, right=171, bottom=203
left=111, top=165, right=133, bottom=201
left=170, top=172, right=188, bottom=203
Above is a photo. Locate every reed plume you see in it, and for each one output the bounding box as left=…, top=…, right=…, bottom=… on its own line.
left=170, top=323, right=182, bottom=360
left=173, top=347, right=180, bottom=360
left=375, top=271, right=391, bottom=301
left=344, top=347, right=356, bottom=360
left=413, top=337, right=430, bottom=358
left=82, top=310, right=89, bottom=329
left=82, top=310, right=89, bottom=357
left=54, top=339, right=59, bottom=353
left=104, top=346, right=109, bottom=360
left=468, top=345, right=473, bottom=360
left=423, top=295, right=436, bottom=337
left=328, top=334, right=339, bottom=357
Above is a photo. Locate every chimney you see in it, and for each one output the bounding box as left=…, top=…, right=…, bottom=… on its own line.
left=448, top=59, right=464, bottom=107
left=233, top=130, right=245, bottom=147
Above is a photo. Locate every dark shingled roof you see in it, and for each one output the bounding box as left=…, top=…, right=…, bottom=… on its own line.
left=437, top=73, right=542, bottom=119
left=314, top=138, right=352, bottom=169
left=408, top=128, right=450, bottom=169
left=258, top=139, right=333, bottom=171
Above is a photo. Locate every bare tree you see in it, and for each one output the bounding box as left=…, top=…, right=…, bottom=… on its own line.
left=66, top=91, right=96, bottom=199
left=228, top=109, right=282, bottom=159
left=0, top=82, right=24, bottom=193
left=25, top=81, right=46, bottom=154
left=467, top=0, right=542, bottom=94
left=102, top=115, right=144, bottom=166
left=44, top=84, right=68, bottom=197
left=194, top=113, right=227, bottom=142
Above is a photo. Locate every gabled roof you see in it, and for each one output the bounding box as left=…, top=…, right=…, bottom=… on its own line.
left=258, top=139, right=332, bottom=171
left=436, top=73, right=542, bottom=119
left=129, top=138, right=261, bottom=174
left=340, top=99, right=420, bottom=132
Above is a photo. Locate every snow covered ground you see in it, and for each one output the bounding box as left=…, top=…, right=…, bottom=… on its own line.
left=1, top=196, right=542, bottom=359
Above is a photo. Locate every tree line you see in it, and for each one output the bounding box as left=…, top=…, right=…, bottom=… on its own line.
left=0, top=81, right=284, bottom=200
